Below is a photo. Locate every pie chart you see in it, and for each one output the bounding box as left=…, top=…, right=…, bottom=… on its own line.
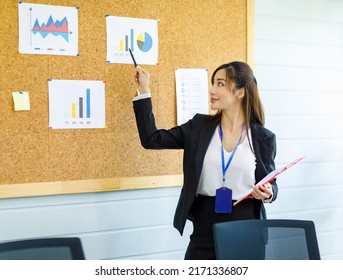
left=137, top=32, right=153, bottom=52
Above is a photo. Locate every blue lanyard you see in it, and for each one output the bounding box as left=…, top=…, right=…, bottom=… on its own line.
left=219, top=123, right=246, bottom=187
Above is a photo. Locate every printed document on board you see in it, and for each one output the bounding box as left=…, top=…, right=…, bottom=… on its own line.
left=175, top=68, right=209, bottom=126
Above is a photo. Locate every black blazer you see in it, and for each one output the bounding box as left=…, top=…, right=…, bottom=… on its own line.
left=133, top=97, right=278, bottom=235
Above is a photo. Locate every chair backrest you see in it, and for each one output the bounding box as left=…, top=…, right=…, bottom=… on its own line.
left=0, top=237, right=85, bottom=260
left=213, top=219, right=320, bottom=260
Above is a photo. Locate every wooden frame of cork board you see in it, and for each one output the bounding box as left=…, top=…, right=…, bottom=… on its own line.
left=0, top=0, right=254, bottom=199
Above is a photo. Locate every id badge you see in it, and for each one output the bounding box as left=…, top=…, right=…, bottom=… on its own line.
left=215, top=187, right=232, bottom=213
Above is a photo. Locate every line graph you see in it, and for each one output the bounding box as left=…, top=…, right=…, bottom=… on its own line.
left=18, top=2, right=78, bottom=56
left=32, top=15, right=70, bottom=42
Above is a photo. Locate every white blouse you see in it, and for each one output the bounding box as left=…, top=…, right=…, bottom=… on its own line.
left=196, top=125, right=256, bottom=200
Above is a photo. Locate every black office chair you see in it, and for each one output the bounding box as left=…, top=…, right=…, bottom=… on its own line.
left=0, top=237, right=85, bottom=260
left=213, top=219, right=320, bottom=260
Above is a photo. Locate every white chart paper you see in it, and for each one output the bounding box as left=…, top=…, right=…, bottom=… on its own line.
left=106, top=16, right=158, bottom=65
left=48, top=80, right=105, bottom=129
left=18, top=2, right=78, bottom=56
left=175, top=69, right=209, bottom=125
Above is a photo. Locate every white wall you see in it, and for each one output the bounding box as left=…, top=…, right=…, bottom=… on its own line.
left=1, top=0, right=342, bottom=260
left=255, top=0, right=343, bottom=259
left=0, top=187, right=192, bottom=259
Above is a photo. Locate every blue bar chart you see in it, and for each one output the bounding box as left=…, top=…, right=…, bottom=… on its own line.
left=106, top=16, right=158, bottom=65
left=119, top=29, right=134, bottom=52
left=48, top=80, right=105, bottom=129
left=71, top=88, right=90, bottom=120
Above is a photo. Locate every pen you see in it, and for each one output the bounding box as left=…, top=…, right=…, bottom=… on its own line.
left=129, top=48, right=140, bottom=95
left=128, top=48, right=137, bottom=67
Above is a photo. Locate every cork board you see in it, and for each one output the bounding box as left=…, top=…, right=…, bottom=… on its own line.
left=0, top=0, right=253, bottom=199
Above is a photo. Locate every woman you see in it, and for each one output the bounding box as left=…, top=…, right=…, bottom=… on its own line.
left=132, top=61, right=277, bottom=260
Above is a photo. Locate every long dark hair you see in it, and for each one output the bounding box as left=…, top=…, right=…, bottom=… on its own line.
left=211, top=61, right=265, bottom=128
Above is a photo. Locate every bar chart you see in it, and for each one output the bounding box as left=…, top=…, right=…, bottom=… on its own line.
left=106, top=16, right=158, bottom=65
left=71, top=88, right=91, bottom=119
left=119, top=29, right=134, bottom=52
left=48, top=80, right=105, bottom=129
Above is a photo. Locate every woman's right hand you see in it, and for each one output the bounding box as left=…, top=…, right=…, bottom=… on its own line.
left=135, top=66, right=150, bottom=94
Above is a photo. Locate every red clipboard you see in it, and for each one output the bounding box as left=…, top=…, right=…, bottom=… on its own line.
left=233, top=156, right=305, bottom=206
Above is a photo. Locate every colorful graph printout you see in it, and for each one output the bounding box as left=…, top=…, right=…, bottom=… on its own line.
left=18, top=2, right=78, bottom=56
left=48, top=80, right=105, bottom=129
left=106, top=16, right=158, bottom=65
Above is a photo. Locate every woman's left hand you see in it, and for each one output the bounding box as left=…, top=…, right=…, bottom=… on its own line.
left=251, top=183, right=273, bottom=201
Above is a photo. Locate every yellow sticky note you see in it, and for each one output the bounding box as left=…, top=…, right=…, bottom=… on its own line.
left=12, top=91, right=30, bottom=111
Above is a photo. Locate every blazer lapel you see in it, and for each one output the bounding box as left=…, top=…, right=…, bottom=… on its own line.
left=194, top=118, right=219, bottom=185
